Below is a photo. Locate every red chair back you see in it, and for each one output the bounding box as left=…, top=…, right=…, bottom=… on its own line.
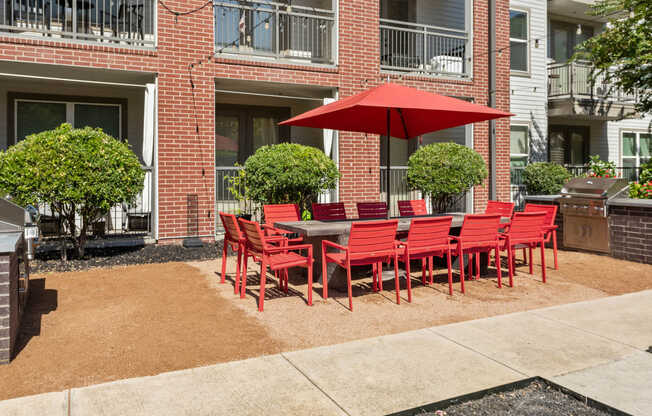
left=524, top=203, right=558, bottom=227
left=219, top=212, right=243, bottom=244
left=238, top=218, right=268, bottom=255
left=348, top=220, right=398, bottom=256
left=459, top=214, right=502, bottom=245
left=356, top=202, right=388, bottom=219
left=485, top=200, right=515, bottom=218
left=312, top=202, right=347, bottom=221
left=407, top=216, right=452, bottom=248
left=398, top=200, right=428, bottom=217
left=506, top=212, right=546, bottom=242
left=263, top=203, right=301, bottom=225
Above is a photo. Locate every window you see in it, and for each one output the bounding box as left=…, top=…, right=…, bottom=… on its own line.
left=510, top=10, right=528, bottom=72
left=622, top=131, right=651, bottom=180
left=12, top=95, right=124, bottom=144
left=510, top=125, right=529, bottom=171
left=549, top=21, right=594, bottom=62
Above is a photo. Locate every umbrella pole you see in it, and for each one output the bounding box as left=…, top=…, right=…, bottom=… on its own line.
left=386, top=108, right=391, bottom=219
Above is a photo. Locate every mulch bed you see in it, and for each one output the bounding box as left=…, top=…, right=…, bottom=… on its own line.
left=419, top=380, right=612, bottom=416
left=31, top=241, right=222, bottom=274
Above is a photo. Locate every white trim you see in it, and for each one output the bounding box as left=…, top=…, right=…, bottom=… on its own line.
left=214, top=88, right=324, bottom=102
left=510, top=123, right=530, bottom=162
left=509, top=8, right=530, bottom=75
left=153, top=76, right=160, bottom=241
left=0, top=72, right=147, bottom=88
left=619, top=129, right=651, bottom=169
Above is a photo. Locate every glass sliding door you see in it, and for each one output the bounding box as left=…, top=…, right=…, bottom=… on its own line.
left=74, top=104, right=121, bottom=139
left=15, top=101, right=67, bottom=142
left=548, top=125, right=590, bottom=167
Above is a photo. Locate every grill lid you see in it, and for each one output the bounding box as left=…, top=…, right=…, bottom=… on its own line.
left=560, top=177, right=628, bottom=199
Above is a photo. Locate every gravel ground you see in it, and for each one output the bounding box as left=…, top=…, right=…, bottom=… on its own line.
left=419, top=380, right=611, bottom=416
left=31, top=241, right=222, bottom=274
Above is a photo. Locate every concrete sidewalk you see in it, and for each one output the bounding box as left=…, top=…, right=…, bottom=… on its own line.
left=2, top=290, right=651, bottom=416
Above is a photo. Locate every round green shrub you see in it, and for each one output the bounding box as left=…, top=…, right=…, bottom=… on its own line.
left=407, top=142, right=487, bottom=213
left=243, top=143, right=339, bottom=215
left=0, top=123, right=144, bottom=258
left=522, top=162, right=571, bottom=195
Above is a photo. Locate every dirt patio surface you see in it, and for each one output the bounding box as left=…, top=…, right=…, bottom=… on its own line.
left=2, top=249, right=652, bottom=401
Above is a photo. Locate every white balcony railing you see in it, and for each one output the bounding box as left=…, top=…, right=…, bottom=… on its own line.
left=380, top=18, right=469, bottom=77
left=0, top=0, right=156, bottom=48
left=548, top=61, right=637, bottom=102
left=214, top=0, right=335, bottom=65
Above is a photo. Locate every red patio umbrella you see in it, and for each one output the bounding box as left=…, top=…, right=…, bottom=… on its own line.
left=279, top=82, right=513, bottom=215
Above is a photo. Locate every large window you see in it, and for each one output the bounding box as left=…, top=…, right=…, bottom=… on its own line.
left=622, top=131, right=651, bottom=180
left=11, top=95, right=124, bottom=144
left=510, top=125, right=529, bottom=170
left=510, top=9, right=529, bottom=72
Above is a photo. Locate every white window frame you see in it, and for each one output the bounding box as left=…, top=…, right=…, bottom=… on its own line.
left=510, top=123, right=530, bottom=170
left=620, top=130, right=651, bottom=169
left=14, top=98, right=122, bottom=141
left=509, top=8, right=530, bottom=75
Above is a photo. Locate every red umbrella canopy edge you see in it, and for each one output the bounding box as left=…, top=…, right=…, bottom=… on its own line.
left=279, top=82, right=513, bottom=139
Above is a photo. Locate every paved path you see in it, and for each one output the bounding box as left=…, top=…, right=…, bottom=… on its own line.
left=2, top=290, right=652, bottom=416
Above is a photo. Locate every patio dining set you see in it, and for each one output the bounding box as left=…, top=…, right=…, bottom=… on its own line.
left=218, top=200, right=559, bottom=312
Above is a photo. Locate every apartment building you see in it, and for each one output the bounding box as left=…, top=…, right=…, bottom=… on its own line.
left=509, top=0, right=650, bottom=204
left=0, top=0, right=511, bottom=243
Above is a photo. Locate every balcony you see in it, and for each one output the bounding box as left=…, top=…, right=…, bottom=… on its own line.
left=548, top=61, right=638, bottom=120
left=0, top=0, right=155, bottom=48
left=214, top=0, right=335, bottom=65
left=379, top=19, right=470, bottom=77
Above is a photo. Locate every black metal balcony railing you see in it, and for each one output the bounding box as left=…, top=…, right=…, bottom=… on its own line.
left=548, top=61, right=637, bottom=102
left=214, top=0, right=335, bottom=65
left=380, top=18, right=469, bottom=77
left=0, top=0, right=155, bottom=47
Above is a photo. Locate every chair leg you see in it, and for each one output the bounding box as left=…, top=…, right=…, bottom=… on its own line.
left=235, top=247, right=242, bottom=290
left=446, top=250, right=453, bottom=296
left=428, top=257, right=433, bottom=285
left=393, top=255, right=400, bottom=305
left=421, top=258, right=426, bottom=285
left=552, top=230, right=558, bottom=270
left=240, top=251, right=249, bottom=298
left=541, top=240, right=547, bottom=283
left=459, top=250, right=466, bottom=294
left=495, top=245, right=502, bottom=288
left=468, top=253, right=473, bottom=281
left=220, top=243, right=228, bottom=284
left=528, top=246, right=534, bottom=274
left=259, top=261, right=267, bottom=312
left=507, top=245, right=514, bottom=287
left=372, top=263, right=378, bottom=292
left=475, top=252, right=480, bottom=280
left=378, top=262, right=384, bottom=291
left=346, top=262, right=353, bottom=311
left=322, top=258, right=328, bottom=299
left=405, top=256, right=412, bottom=302
left=308, top=261, right=313, bottom=306
left=522, top=248, right=527, bottom=265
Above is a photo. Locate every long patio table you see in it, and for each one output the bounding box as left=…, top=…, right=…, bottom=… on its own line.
left=275, top=214, right=510, bottom=290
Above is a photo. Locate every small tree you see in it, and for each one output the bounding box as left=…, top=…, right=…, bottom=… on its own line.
left=407, top=142, right=488, bottom=213
left=242, top=143, right=339, bottom=216
left=522, top=162, right=572, bottom=195
left=0, top=124, right=144, bottom=259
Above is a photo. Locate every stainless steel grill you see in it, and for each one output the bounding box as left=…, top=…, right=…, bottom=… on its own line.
left=557, top=177, right=628, bottom=253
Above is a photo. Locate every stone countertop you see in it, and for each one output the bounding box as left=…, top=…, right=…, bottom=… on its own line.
left=607, top=198, right=652, bottom=208
left=275, top=213, right=510, bottom=238
left=0, top=232, right=21, bottom=254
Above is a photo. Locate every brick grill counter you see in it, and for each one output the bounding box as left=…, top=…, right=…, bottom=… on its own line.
left=0, top=233, right=24, bottom=364
left=608, top=199, right=652, bottom=265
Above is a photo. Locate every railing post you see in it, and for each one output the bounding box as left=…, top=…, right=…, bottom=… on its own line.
left=422, top=25, right=427, bottom=70
left=72, top=0, right=77, bottom=39
left=569, top=62, right=574, bottom=100
left=275, top=5, right=280, bottom=58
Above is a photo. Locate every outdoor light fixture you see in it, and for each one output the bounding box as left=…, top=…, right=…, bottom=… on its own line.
left=534, top=38, right=539, bottom=48
left=576, top=24, right=582, bottom=35
left=265, top=21, right=269, bottom=29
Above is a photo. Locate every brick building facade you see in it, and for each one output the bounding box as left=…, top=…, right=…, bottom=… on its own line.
left=0, top=0, right=511, bottom=243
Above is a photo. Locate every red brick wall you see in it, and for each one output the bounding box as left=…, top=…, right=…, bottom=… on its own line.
left=0, top=0, right=511, bottom=240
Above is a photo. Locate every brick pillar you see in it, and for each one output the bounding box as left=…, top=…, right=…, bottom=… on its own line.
left=156, top=1, right=216, bottom=240
left=0, top=253, right=13, bottom=364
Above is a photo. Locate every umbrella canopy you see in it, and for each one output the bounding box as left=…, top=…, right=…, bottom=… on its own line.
left=279, top=82, right=513, bottom=139
left=279, top=82, right=513, bottom=217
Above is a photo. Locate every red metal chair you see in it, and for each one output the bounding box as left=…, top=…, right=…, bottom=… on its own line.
left=484, top=200, right=515, bottom=218
left=524, top=203, right=559, bottom=270
left=499, top=212, right=547, bottom=287
left=263, top=203, right=303, bottom=244
left=397, top=199, right=428, bottom=217
left=238, top=218, right=313, bottom=312
left=449, top=214, right=503, bottom=293
left=219, top=212, right=245, bottom=294
left=322, top=220, right=400, bottom=311
left=356, top=202, right=388, bottom=219
left=397, top=216, right=453, bottom=299
left=312, top=202, right=347, bottom=221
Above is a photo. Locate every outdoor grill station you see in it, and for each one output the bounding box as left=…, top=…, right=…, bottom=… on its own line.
left=556, top=177, right=628, bottom=253
left=0, top=197, right=38, bottom=364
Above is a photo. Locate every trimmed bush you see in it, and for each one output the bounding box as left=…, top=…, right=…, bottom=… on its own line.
left=587, top=155, right=617, bottom=178
left=522, top=162, right=571, bottom=195
left=407, top=142, right=487, bottom=213
left=0, top=123, right=144, bottom=259
left=242, top=143, right=339, bottom=216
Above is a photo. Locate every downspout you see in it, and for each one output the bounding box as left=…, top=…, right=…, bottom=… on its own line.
left=488, top=0, right=497, bottom=200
